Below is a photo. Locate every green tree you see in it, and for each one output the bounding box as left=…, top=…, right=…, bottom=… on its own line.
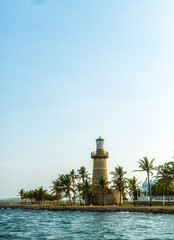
left=51, top=178, right=63, bottom=204
left=151, top=182, right=163, bottom=196
left=61, top=174, right=74, bottom=205
left=33, top=189, right=39, bottom=204
left=82, top=180, right=92, bottom=205
left=37, top=187, right=47, bottom=204
left=155, top=163, right=173, bottom=205
left=45, top=193, right=57, bottom=204
left=97, top=177, right=109, bottom=206
left=110, top=165, right=127, bottom=206
left=25, top=190, right=34, bottom=204
left=127, top=176, right=139, bottom=206
left=70, top=169, right=78, bottom=204
left=134, top=156, right=155, bottom=206
left=77, top=166, right=90, bottom=184
left=76, top=183, right=83, bottom=205
left=168, top=162, right=174, bottom=180
left=18, top=189, right=25, bottom=203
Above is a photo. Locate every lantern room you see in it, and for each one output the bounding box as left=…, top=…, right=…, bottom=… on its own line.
left=96, top=136, right=104, bottom=150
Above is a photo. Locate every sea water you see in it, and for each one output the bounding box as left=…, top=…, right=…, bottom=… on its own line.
left=0, top=209, right=174, bottom=239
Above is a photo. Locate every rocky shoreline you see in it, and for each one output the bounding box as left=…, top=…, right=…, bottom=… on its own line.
left=1, top=204, right=174, bottom=215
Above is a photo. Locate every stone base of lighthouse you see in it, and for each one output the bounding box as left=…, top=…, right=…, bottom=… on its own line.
left=85, top=189, right=123, bottom=205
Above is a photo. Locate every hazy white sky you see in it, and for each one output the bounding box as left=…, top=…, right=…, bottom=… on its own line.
left=1, top=0, right=174, bottom=198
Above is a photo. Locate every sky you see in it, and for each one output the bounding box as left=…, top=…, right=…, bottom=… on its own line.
left=0, top=0, right=174, bottom=198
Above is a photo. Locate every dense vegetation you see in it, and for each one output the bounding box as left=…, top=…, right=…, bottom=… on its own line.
left=18, top=158, right=174, bottom=206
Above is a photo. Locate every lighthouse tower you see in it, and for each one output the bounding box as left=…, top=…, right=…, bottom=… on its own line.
left=91, top=136, right=109, bottom=184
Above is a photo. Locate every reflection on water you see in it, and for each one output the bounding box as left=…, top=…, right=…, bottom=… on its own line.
left=0, top=209, right=174, bottom=239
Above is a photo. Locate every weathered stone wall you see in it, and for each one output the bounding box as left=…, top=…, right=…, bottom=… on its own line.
left=86, top=190, right=122, bottom=205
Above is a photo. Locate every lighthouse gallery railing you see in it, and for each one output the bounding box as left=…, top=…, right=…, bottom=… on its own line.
left=91, top=151, right=109, bottom=158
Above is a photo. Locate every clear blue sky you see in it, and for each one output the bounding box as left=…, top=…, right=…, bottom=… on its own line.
left=1, top=0, right=174, bottom=198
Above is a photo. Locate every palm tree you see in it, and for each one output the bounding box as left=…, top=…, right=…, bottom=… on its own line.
left=18, top=189, right=25, bottom=203
left=134, top=156, right=155, bottom=206
left=168, top=162, right=174, bottom=180
left=70, top=169, right=78, bottom=204
left=51, top=178, right=63, bottom=204
left=82, top=180, right=92, bottom=205
left=97, top=177, right=109, bottom=206
left=77, top=166, right=90, bottom=184
left=33, top=189, right=39, bottom=204
left=155, top=163, right=173, bottom=205
left=110, top=165, right=127, bottom=206
left=61, top=174, right=74, bottom=205
left=76, top=183, right=83, bottom=205
left=127, top=176, right=139, bottom=206
left=26, top=190, right=34, bottom=204
left=37, top=187, right=47, bottom=204
left=45, top=193, right=56, bottom=204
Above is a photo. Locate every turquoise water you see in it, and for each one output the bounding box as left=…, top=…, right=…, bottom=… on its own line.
left=0, top=209, right=174, bottom=239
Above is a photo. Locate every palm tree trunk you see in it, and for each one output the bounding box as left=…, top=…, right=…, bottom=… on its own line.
left=79, top=190, right=82, bottom=205
left=166, top=185, right=170, bottom=206
left=68, top=192, right=72, bottom=206
left=103, top=189, right=105, bottom=206
left=119, top=180, right=122, bottom=206
left=147, top=172, right=152, bottom=206
left=133, top=190, right=136, bottom=206
left=119, top=191, right=122, bottom=206
left=73, top=181, right=75, bottom=204
left=88, top=194, right=90, bottom=205
left=91, top=195, right=94, bottom=205
left=56, top=193, right=59, bottom=205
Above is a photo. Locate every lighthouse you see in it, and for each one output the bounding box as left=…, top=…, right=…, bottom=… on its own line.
left=86, top=136, right=122, bottom=205
left=91, top=136, right=109, bottom=184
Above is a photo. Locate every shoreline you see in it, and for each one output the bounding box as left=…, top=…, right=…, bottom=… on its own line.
left=1, top=203, right=174, bottom=215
